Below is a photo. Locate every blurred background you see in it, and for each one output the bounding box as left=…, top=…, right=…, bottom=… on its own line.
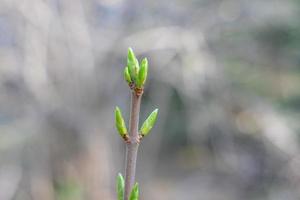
left=0, top=0, right=300, bottom=199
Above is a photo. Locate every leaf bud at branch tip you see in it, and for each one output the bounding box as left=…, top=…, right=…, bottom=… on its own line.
left=124, top=66, right=132, bottom=85
left=136, top=57, right=148, bottom=88
left=127, top=47, right=139, bottom=82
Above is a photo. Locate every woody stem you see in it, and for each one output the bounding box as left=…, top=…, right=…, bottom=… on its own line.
left=124, top=90, right=142, bottom=200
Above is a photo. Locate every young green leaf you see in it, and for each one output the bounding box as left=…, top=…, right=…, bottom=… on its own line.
left=124, top=67, right=132, bottom=85
left=115, top=106, right=128, bottom=137
left=127, top=48, right=139, bottom=81
left=129, top=183, right=139, bottom=200
left=136, top=58, right=148, bottom=88
left=116, top=173, right=125, bottom=200
left=140, top=109, right=158, bottom=137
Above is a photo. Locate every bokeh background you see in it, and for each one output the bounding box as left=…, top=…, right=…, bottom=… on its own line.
left=0, top=0, right=300, bottom=199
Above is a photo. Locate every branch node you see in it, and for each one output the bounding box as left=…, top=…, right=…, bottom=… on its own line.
left=138, top=134, right=143, bottom=142
left=129, top=82, right=135, bottom=90
left=134, top=87, right=144, bottom=97
left=122, top=134, right=130, bottom=143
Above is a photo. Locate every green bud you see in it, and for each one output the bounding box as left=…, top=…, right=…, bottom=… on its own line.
left=127, top=47, right=139, bottom=81
left=136, top=58, right=148, bottom=88
left=124, top=67, right=132, bottom=84
left=129, top=183, right=139, bottom=200
left=115, top=106, right=128, bottom=137
left=116, top=173, right=125, bottom=200
left=140, top=109, right=158, bottom=137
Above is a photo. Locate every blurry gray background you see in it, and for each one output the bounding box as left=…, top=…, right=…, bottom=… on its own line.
left=0, top=0, right=300, bottom=199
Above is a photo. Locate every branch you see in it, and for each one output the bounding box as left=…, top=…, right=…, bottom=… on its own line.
left=124, top=91, right=142, bottom=200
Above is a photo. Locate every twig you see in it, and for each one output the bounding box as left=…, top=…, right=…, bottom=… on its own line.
left=115, top=48, right=158, bottom=200
left=124, top=91, right=142, bottom=200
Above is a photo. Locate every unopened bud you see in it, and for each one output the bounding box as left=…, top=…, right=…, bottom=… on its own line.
left=124, top=67, right=132, bottom=85
left=136, top=58, right=148, bottom=88
left=129, top=183, right=139, bottom=200
left=140, top=109, right=158, bottom=137
left=115, top=106, right=128, bottom=137
left=127, top=48, right=139, bottom=81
